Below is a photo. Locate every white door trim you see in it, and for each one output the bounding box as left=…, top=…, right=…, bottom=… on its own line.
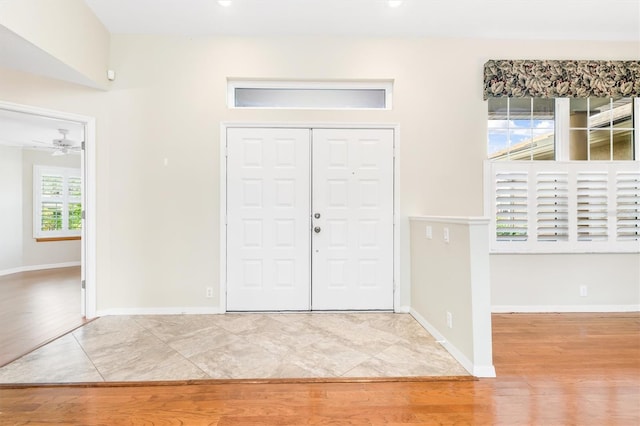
left=220, top=122, right=401, bottom=312
left=0, top=100, right=97, bottom=319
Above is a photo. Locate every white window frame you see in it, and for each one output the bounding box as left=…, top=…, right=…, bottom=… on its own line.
left=33, top=165, right=81, bottom=239
left=227, top=80, right=393, bottom=110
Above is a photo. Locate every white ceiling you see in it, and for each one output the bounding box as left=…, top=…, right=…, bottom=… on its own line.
left=84, top=0, right=640, bottom=41
left=0, top=108, right=84, bottom=151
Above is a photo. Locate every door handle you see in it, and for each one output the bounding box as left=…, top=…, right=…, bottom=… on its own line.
left=314, top=226, right=321, bottom=233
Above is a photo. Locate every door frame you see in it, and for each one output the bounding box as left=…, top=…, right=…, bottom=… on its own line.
left=0, top=100, right=97, bottom=318
left=220, top=122, right=401, bottom=312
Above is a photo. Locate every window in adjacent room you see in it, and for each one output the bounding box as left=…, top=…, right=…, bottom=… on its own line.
left=33, top=165, right=82, bottom=240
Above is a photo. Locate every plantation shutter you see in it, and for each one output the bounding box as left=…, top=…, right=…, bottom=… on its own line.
left=495, top=171, right=528, bottom=241
left=489, top=162, right=640, bottom=253
left=67, top=176, right=82, bottom=230
left=536, top=172, right=569, bottom=242
left=40, top=174, right=64, bottom=232
left=616, top=172, right=640, bottom=241
left=576, top=172, right=609, bottom=242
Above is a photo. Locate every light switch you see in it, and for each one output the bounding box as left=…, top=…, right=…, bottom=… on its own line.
left=425, top=225, right=432, bottom=239
left=443, top=227, right=450, bottom=243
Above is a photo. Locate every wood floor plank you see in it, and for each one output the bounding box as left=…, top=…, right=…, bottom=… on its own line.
left=0, top=312, right=638, bottom=424
left=0, top=267, right=86, bottom=367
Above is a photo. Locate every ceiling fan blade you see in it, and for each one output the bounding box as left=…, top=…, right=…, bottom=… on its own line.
left=28, top=144, right=55, bottom=150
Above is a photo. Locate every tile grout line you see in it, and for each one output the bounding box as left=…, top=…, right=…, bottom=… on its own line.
left=131, top=316, right=216, bottom=380
left=71, top=329, right=106, bottom=383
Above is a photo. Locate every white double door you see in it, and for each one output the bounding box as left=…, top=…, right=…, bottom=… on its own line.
left=226, top=127, right=393, bottom=311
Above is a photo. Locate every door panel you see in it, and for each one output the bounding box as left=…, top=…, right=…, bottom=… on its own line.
left=311, top=129, right=394, bottom=310
left=226, top=128, right=311, bottom=311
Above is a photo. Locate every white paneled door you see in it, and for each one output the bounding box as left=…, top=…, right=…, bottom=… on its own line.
left=226, top=128, right=311, bottom=311
left=311, top=129, right=394, bottom=310
left=226, top=127, right=394, bottom=311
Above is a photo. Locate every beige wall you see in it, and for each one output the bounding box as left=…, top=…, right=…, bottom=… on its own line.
left=411, top=220, right=474, bottom=359
left=0, top=34, right=637, bottom=312
left=0, top=146, right=23, bottom=271
left=410, top=217, right=494, bottom=376
left=0, top=0, right=110, bottom=88
left=491, top=253, right=640, bottom=311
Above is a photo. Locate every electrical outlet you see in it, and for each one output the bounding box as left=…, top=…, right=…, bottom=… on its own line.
left=446, top=311, right=453, bottom=328
left=580, top=285, right=588, bottom=297
left=425, top=225, right=433, bottom=239
left=206, top=287, right=213, bottom=298
left=443, top=227, right=450, bottom=243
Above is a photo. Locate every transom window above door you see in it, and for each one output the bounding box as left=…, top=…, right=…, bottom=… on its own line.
left=227, top=80, right=393, bottom=110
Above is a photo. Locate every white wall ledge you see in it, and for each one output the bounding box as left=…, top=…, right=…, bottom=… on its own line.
left=409, top=216, right=490, bottom=225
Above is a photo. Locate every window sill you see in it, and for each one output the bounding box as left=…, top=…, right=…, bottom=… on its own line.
left=36, top=236, right=81, bottom=242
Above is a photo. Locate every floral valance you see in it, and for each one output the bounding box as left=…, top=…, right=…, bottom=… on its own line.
left=483, top=60, right=640, bottom=99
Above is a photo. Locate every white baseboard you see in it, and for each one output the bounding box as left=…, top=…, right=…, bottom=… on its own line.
left=492, top=304, right=640, bottom=313
left=395, top=305, right=411, bottom=313
left=473, top=365, right=497, bottom=377
left=96, top=306, right=225, bottom=316
left=0, top=261, right=81, bottom=277
left=409, top=308, right=496, bottom=378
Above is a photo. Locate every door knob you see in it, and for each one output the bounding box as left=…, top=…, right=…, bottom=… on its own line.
left=314, top=226, right=321, bottom=233
left=314, top=213, right=321, bottom=219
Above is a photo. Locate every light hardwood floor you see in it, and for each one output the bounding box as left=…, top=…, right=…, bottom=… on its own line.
left=1, top=313, right=638, bottom=425
left=0, top=267, right=87, bottom=367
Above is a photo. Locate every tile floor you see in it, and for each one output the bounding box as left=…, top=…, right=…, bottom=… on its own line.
left=0, top=313, right=469, bottom=383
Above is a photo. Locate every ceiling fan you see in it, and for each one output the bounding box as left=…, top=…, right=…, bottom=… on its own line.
left=32, top=129, right=82, bottom=156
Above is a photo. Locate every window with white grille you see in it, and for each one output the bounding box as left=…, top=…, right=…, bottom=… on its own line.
left=487, top=162, right=640, bottom=253
left=33, top=166, right=81, bottom=239
left=488, top=97, right=638, bottom=161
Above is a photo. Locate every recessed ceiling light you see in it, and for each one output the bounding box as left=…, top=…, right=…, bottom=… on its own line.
left=388, top=0, right=403, bottom=7
left=218, top=0, right=232, bottom=6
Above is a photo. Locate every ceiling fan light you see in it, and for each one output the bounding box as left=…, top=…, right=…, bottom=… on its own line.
left=388, top=0, right=403, bottom=7
left=217, top=0, right=232, bottom=7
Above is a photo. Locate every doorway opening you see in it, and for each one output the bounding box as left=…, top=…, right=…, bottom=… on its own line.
left=0, top=101, right=96, bottom=366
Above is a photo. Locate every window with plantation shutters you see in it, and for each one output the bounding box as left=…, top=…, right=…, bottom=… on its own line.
left=33, top=166, right=81, bottom=239
left=487, top=162, right=640, bottom=253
